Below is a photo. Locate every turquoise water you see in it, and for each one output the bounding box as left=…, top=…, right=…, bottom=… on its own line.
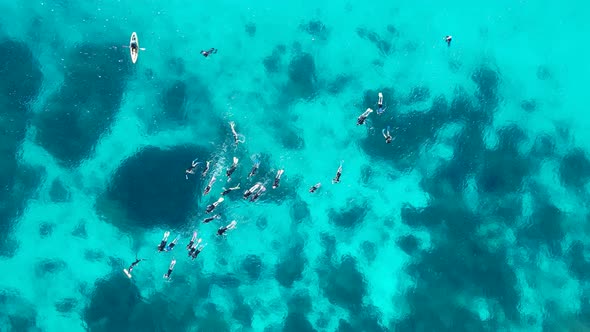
left=1, top=0, right=590, bottom=331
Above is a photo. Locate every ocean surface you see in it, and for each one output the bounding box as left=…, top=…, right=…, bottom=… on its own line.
left=1, top=0, right=589, bottom=331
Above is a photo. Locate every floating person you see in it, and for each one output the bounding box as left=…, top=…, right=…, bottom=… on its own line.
left=203, top=175, right=216, bottom=196
left=217, top=220, right=237, bottom=236
left=309, top=183, right=321, bottom=193
left=201, top=161, right=211, bottom=177
left=189, top=243, right=206, bottom=260
left=226, top=157, right=239, bottom=181
left=163, top=259, right=176, bottom=279
left=188, top=238, right=203, bottom=257
left=186, top=158, right=200, bottom=179
left=221, top=183, right=241, bottom=196
left=243, top=182, right=262, bottom=199
left=123, top=258, right=144, bottom=278
left=186, top=231, right=198, bottom=250
left=248, top=159, right=260, bottom=178
left=376, top=92, right=386, bottom=115
left=201, top=48, right=218, bottom=57
left=206, top=197, right=224, bottom=214
left=382, top=126, right=393, bottom=144
left=332, top=161, right=343, bottom=184
left=357, top=108, right=373, bottom=125
left=444, top=35, right=452, bottom=46
left=203, top=214, right=221, bottom=223
left=164, top=235, right=179, bottom=252
left=157, top=231, right=171, bottom=252
left=229, top=122, right=244, bottom=145
left=272, top=169, right=284, bottom=189
left=250, top=185, right=266, bottom=202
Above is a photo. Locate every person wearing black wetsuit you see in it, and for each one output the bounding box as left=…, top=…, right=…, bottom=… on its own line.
left=201, top=48, right=218, bottom=57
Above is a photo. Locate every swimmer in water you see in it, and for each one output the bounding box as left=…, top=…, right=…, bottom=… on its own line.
left=124, top=257, right=144, bottom=278
left=163, top=259, right=176, bottom=279
left=217, top=220, right=237, bottom=236
left=164, top=235, right=179, bottom=252
left=186, top=158, right=200, bottom=179
left=157, top=231, right=170, bottom=252
left=203, top=214, right=221, bottom=223
left=229, top=122, right=240, bottom=145
left=357, top=108, right=373, bottom=125
left=187, top=238, right=202, bottom=257
left=250, top=184, right=266, bottom=202
left=248, top=159, right=260, bottom=178
left=243, top=182, right=262, bottom=199
left=382, top=126, right=393, bottom=144
left=201, top=48, right=218, bottom=57
left=309, top=183, right=321, bottom=193
left=272, top=169, right=284, bottom=189
left=206, top=197, right=224, bottom=214
left=445, top=35, right=452, bottom=47
left=186, top=231, right=198, bottom=250
left=203, top=175, right=216, bottom=196
left=221, top=183, right=241, bottom=196
left=376, top=92, right=386, bottom=115
left=332, top=161, right=343, bottom=184
left=226, top=157, right=239, bottom=181
left=189, top=243, right=206, bottom=260
left=201, top=161, right=211, bottom=177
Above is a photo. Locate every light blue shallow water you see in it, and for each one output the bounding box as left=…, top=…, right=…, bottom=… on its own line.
left=1, top=0, right=590, bottom=331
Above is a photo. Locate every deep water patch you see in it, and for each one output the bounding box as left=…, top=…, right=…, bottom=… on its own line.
left=0, top=39, right=43, bottom=257
left=275, top=242, right=306, bottom=287
left=319, top=255, right=366, bottom=310
left=559, top=148, right=590, bottom=188
left=35, top=43, right=132, bottom=166
left=102, top=145, right=207, bottom=230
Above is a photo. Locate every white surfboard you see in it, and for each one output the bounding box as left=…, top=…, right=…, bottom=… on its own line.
left=123, top=269, right=132, bottom=278
left=130, top=32, right=139, bottom=64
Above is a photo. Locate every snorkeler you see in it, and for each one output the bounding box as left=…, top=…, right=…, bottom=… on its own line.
left=203, top=175, right=216, bottom=196
left=187, top=238, right=203, bottom=257
left=248, top=159, right=260, bottom=178
left=217, top=220, right=237, bottom=236
left=357, top=108, right=373, bottom=125
left=221, top=183, right=241, bottom=196
left=186, top=158, right=200, bottom=179
left=201, top=161, right=211, bottom=177
left=203, top=214, right=221, bottom=223
left=250, top=184, right=266, bottom=202
left=206, top=197, right=224, bottom=214
left=229, top=122, right=240, bottom=145
left=186, top=231, right=198, bottom=250
left=332, top=161, right=343, bottom=184
left=226, top=157, right=239, bottom=180
left=243, top=182, right=262, bottom=199
left=309, top=183, right=321, bottom=193
left=157, top=231, right=170, bottom=252
left=164, top=235, right=179, bottom=252
left=163, top=259, right=176, bottom=279
left=201, top=48, right=218, bottom=57
left=382, top=126, right=393, bottom=144
left=189, top=243, right=206, bottom=260
left=123, top=258, right=144, bottom=278
left=377, top=92, right=386, bottom=115
left=272, top=169, right=284, bottom=189
left=445, top=35, right=452, bottom=46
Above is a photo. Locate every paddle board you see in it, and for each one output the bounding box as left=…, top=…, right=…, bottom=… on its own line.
left=123, top=269, right=132, bottom=278
left=130, top=32, right=139, bottom=64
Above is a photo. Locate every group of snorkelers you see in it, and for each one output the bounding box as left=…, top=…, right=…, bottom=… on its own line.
left=125, top=35, right=456, bottom=280
left=357, top=91, right=394, bottom=144
left=126, top=120, right=349, bottom=279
